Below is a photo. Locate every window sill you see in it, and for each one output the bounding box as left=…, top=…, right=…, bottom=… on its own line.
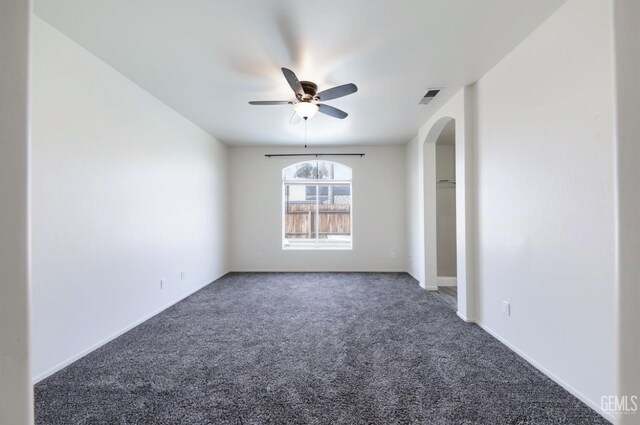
left=282, top=239, right=352, bottom=250
left=282, top=246, right=353, bottom=251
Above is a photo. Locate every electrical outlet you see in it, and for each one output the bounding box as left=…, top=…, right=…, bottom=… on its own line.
left=160, top=279, right=165, bottom=289
left=502, top=301, right=511, bottom=316
left=390, top=251, right=396, bottom=259
left=180, top=272, right=184, bottom=280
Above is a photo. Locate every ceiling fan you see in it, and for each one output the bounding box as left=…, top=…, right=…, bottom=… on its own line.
left=249, top=68, right=358, bottom=120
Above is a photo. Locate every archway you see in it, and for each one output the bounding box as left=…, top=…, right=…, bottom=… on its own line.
left=434, top=121, right=457, bottom=308
left=423, top=116, right=467, bottom=315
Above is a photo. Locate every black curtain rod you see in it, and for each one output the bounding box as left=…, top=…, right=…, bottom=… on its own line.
left=265, top=153, right=365, bottom=158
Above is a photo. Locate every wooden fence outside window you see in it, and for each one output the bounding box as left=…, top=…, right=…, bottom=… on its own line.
left=284, top=202, right=351, bottom=238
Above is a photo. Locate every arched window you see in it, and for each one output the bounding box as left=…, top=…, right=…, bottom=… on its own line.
left=282, top=161, right=352, bottom=249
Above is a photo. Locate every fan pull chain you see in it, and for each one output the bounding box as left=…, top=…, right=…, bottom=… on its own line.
left=304, top=119, right=307, bottom=148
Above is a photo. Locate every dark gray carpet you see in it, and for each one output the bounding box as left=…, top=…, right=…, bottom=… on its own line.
left=432, top=286, right=458, bottom=311
left=35, top=272, right=609, bottom=424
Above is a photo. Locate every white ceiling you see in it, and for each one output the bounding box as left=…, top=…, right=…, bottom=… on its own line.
left=35, top=0, right=565, bottom=147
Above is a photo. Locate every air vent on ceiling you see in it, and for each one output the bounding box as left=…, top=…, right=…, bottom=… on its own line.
left=419, top=89, right=441, bottom=105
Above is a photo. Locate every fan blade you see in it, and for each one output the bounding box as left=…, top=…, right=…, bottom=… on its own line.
left=318, top=104, right=348, bottom=119
left=316, top=83, right=358, bottom=101
left=248, top=101, right=292, bottom=105
left=281, top=67, right=304, bottom=97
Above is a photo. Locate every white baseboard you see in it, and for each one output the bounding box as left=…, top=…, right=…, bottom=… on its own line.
left=424, top=286, right=438, bottom=291
left=437, top=276, right=457, bottom=287
left=456, top=311, right=475, bottom=323
left=229, top=269, right=407, bottom=273
left=32, top=270, right=229, bottom=384
left=472, top=319, right=614, bottom=424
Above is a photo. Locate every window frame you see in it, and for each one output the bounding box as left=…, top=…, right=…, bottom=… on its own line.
left=282, top=161, right=353, bottom=251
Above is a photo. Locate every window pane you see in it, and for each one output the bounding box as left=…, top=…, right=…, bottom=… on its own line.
left=283, top=160, right=352, bottom=250
left=284, top=184, right=317, bottom=241
left=283, top=162, right=318, bottom=180
left=329, top=163, right=352, bottom=180
left=282, top=161, right=352, bottom=181
left=317, top=184, right=351, bottom=247
left=316, top=162, right=351, bottom=180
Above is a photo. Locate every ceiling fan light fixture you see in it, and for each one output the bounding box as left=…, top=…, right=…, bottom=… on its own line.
left=294, top=102, right=319, bottom=119
left=249, top=68, right=355, bottom=121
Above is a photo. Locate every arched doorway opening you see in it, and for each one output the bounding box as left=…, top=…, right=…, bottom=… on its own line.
left=423, top=116, right=462, bottom=312
left=434, top=121, right=457, bottom=307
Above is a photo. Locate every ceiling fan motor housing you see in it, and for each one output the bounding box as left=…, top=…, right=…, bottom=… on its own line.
left=300, top=81, right=318, bottom=100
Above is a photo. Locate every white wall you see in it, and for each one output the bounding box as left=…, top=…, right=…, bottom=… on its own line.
left=436, top=145, right=455, bottom=182
left=30, top=17, right=229, bottom=381
left=614, top=1, right=640, bottom=423
left=405, top=135, right=423, bottom=282
left=0, top=1, right=33, bottom=424
left=472, top=0, right=616, bottom=415
left=408, top=0, right=618, bottom=419
left=229, top=146, right=406, bottom=271
left=436, top=144, right=457, bottom=277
